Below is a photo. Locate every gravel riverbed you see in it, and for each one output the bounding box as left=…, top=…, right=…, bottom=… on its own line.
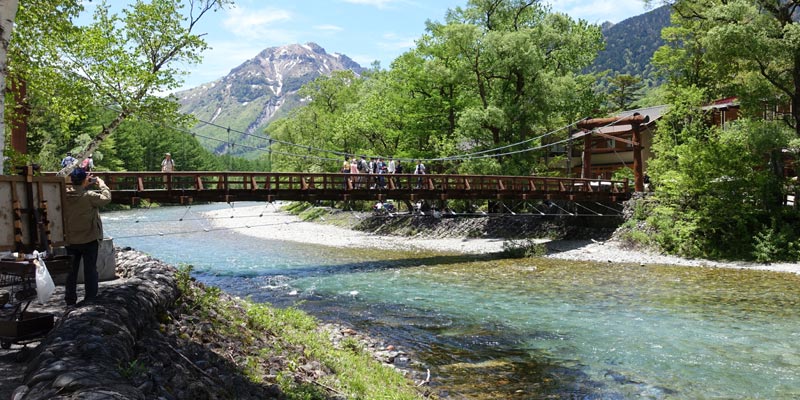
left=203, top=204, right=800, bottom=275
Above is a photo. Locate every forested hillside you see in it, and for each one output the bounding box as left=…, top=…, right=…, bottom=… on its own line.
left=589, top=5, right=671, bottom=83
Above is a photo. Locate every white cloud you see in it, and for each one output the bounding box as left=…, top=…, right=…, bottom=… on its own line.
left=377, top=33, right=417, bottom=51
left=314, top=24, right=344, bottom=32
left=340, top=0, right=396, bottom=9
left=223, top=6, right=294, bottom=39
left=547, top=0, right=646, bottom=23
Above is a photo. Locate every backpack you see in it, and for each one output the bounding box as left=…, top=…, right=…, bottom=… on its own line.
left=396, top=163, right=403, bottom=173
left=357, top=159, right=366, bottom=172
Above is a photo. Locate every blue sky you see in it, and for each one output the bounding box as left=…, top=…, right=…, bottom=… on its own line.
left=91, top=1, right=650, bottom=91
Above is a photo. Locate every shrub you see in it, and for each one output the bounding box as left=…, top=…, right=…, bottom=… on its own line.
left=502, top=239, right=547, bottom=258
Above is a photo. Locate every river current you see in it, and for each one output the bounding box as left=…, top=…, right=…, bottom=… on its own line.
left=104, top=203, right=800, bottom=399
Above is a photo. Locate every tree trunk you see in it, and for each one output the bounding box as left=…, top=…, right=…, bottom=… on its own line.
left=0, top=0, right=20, bottom=174
left=56, top=110, right=128, bottom=176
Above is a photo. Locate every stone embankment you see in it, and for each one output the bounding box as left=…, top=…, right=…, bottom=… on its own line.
left=6, top=248, right=420, bottom=400
left=11, top=249, right=180, bottom=399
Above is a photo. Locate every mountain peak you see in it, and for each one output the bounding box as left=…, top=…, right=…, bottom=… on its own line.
left=178, top=43, right=364, bottom=154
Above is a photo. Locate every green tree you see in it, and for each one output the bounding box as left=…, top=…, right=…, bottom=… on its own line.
left=608, top=74, right=644, bottom=110
left=652, top=0, right=800, bottom=136
left=266, top=70, right=366, bottom=172
left=401, top=0, right=605, bottom=174
left=641, top=84, right=798, bottom=260
left=7, top=0, right=230, bottom=175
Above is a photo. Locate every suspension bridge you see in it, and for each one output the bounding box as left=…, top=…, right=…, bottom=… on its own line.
left=87, top=171, right=631, bottom=206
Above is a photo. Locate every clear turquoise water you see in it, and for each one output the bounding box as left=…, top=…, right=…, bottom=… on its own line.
left=104, top=204, right=800, bottom=399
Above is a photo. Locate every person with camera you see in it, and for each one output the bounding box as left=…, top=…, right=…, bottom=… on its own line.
left=63, top=168, right=111, bottom=306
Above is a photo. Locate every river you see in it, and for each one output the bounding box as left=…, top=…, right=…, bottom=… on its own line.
left=104, top=203, right=800, bottom=399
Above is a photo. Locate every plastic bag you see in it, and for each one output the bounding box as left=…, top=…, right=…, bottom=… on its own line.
left=33, top=250, right=55, bottom=304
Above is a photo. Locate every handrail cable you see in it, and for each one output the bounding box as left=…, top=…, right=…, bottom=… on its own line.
left=112, top=104, right=589, bottom=163
left=108, top=105, right=633, bottom=166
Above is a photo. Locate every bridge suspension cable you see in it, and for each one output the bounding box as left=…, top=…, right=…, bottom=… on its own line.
left=112, top=105, right=632, bottom=166
left=191, top=115, right=591, bottom=164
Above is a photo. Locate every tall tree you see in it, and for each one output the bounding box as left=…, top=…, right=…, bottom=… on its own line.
left=652, top=0, right=800, bottom=136
left=406, top=0, right=604, bottom=173
left=7, top=0, right=230, bottom=176
left=608, top=74, right=644, bottom=110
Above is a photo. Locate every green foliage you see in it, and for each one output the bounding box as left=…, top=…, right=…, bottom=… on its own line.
left=641, top=84, right=799, bottom=261
left=175, top=264, right=423, bottom=399
left=752, top=224, right=800, bottom=263
left=502, top=239, right=547, bottom=258
left=607, top=74, right=644, bottom=111
left=118, top=359, right=147, bottom=380
left=654, top=0, right=800, bottom=136
left=612, top=167, right=635, bottom=182
left=283, top=202, right=314, bottom=215
left=8, top=0, right=232, bottom=171
left=298, top=207, right=329, bottom=222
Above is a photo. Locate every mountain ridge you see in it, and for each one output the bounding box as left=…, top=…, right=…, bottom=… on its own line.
left=589, top=5, right=671, bottom=81
left=177, top=42, right=364, bottom=155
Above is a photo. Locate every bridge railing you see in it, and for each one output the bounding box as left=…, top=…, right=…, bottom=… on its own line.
left=83, top=171, right=628, bottom=192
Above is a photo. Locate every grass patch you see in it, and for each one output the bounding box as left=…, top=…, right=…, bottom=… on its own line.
left=174, top=266, right=425, bottom=400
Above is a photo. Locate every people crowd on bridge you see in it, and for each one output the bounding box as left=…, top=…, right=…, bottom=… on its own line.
left=341, top=155, right=426, bottom=190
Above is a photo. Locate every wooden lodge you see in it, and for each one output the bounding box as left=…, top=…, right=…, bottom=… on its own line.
left=546, top=97, right=796, bottom=195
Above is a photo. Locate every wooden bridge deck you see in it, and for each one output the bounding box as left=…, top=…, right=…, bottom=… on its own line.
left=85, top=171, right=631, bottom=205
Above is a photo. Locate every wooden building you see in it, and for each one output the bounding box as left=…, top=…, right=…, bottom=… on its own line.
left=570, top=105, right=668, bottom=183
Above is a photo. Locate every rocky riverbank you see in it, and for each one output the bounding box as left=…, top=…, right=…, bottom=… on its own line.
left=1, top=248, right=428, bottom=400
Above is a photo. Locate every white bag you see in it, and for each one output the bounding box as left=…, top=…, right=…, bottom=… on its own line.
left=33, top=251, right=55, bottom=304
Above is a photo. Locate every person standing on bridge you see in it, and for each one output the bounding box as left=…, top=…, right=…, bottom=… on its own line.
left=64, top=168, right=111, bottom=306
left=387, top=157, right=396, bottom=188
left=414, top=159, right=426, bottom=189
left=81, top=154, right=95, bottom=171
left=161, top=152, right=175, bottom=172
left=61, top=152, right=76, bottom=168
left=342, top=156, right=351, bottom=188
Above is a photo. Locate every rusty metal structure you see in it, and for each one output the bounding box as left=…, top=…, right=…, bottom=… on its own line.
left=80, top=171, right=631, bottom=205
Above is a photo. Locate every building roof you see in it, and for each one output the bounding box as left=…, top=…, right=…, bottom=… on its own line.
left=616, top=104, right=670, bottom=124
left=701, top=97, right=739, bottom=111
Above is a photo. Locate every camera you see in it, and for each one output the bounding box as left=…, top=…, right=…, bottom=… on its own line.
left=88, top=176, right=98, bottom=184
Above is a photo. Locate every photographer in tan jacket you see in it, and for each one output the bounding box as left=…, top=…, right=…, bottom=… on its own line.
left=64, top=168, right=111, bottom=306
